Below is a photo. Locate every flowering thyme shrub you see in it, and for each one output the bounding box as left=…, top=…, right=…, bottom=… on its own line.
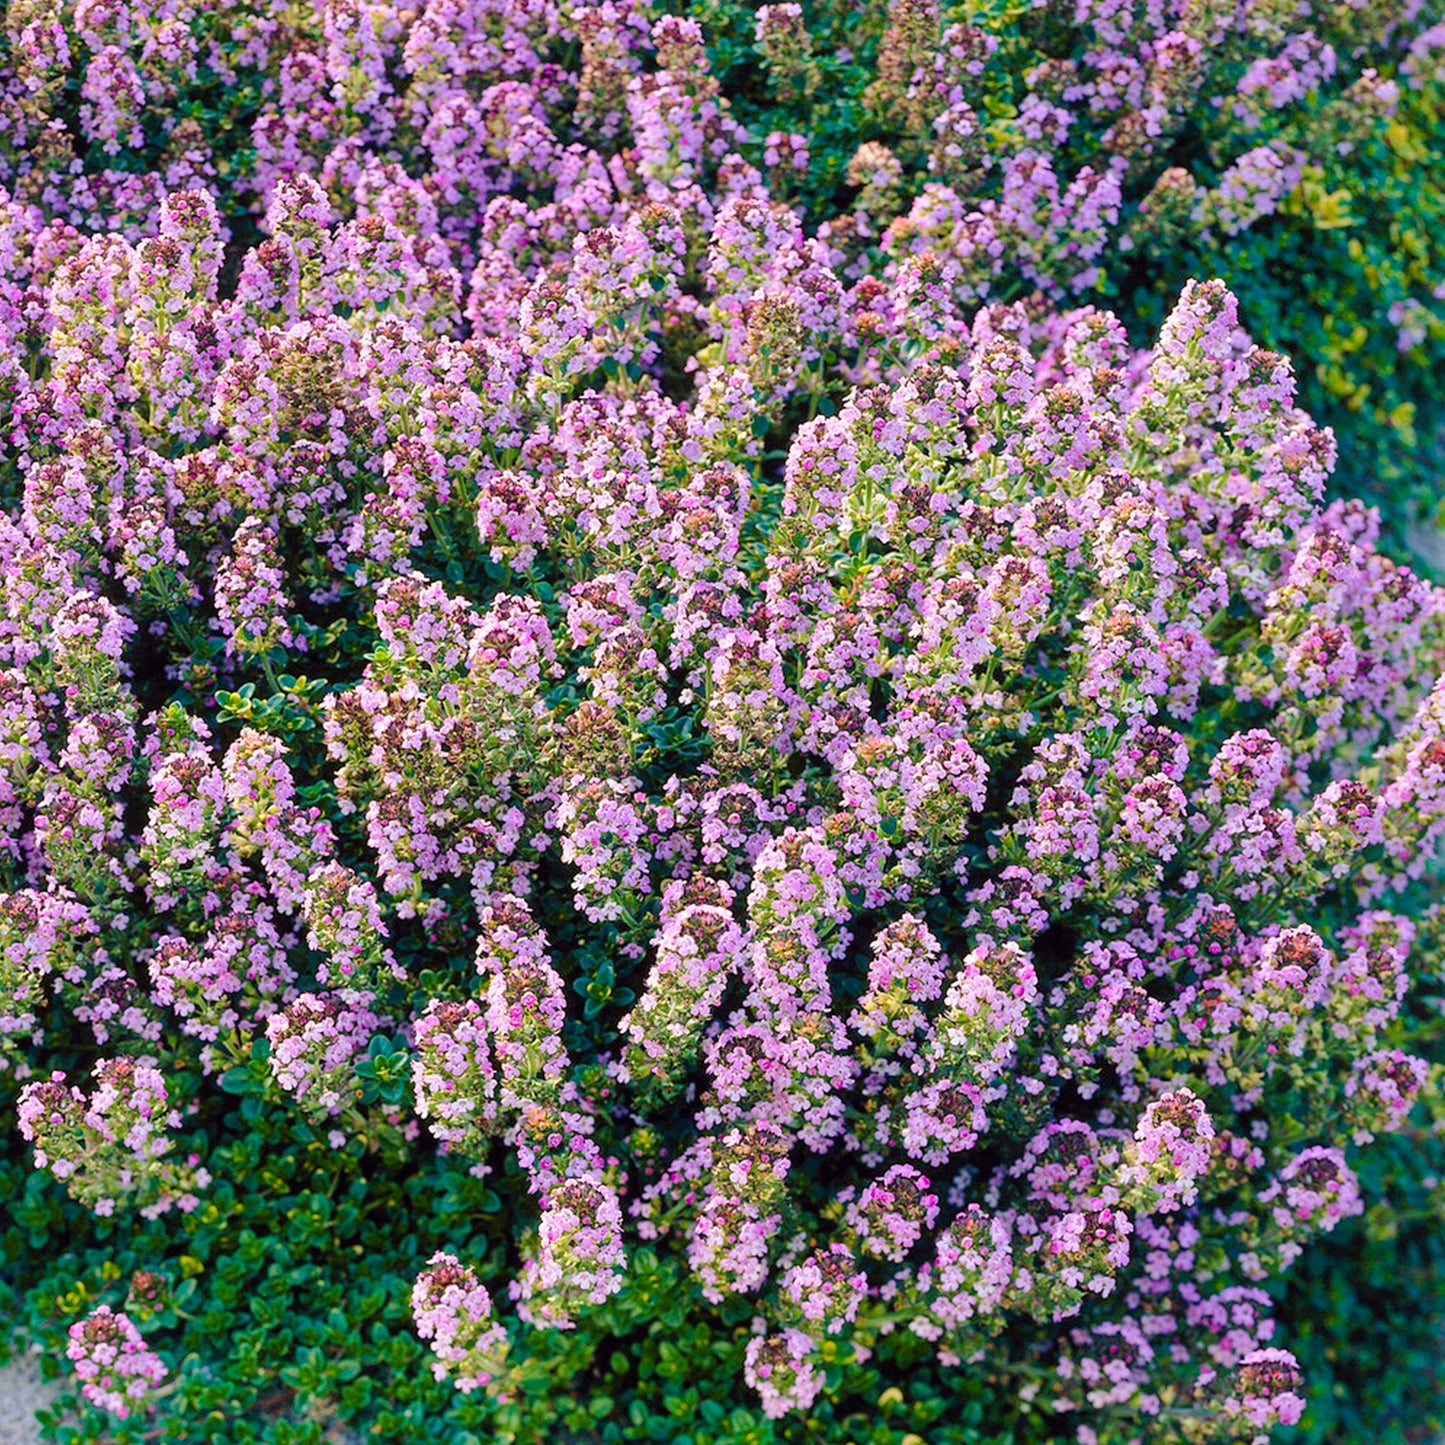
left=0, top=73, right=1442, bottom=1434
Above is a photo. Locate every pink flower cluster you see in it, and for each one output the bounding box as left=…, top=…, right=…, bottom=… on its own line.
left=18, top=1059, right=208, bottom=1217
left=845, top=0, right=1427, bottom=322
left=265, top=992, right=379, bottom=1115
left=65, top=1305, right=167, bottom=1419
left=411, top=1252, right=509, bottom=1393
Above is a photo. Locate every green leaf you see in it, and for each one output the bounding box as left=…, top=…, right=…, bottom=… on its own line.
left=218, top=1066, right=256, bottom=1096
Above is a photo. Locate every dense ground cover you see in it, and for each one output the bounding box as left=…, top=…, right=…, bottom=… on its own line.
left=0, top=4, right=1443, bottom=1444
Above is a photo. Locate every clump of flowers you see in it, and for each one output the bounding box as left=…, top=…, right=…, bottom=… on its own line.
left=412, top=999, right=498, bottom=1154
left=411, top=1253, right=509, bottom=1394
left=743, top=1328, right=824, bottom=1419
left=514, top=1174, right=627, bottom=1328
left=301, top=860, right=401, bottom=997
left=1126, top=1089, right=1216, bottom=1212
left=1223, top=1348, right=1308, bottom=1432
left=17, top=1061, right=207, bottom=1216
left=65, top=1306, right=168, bottom=1419
left=265, top=994, right=378, bottom=1116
